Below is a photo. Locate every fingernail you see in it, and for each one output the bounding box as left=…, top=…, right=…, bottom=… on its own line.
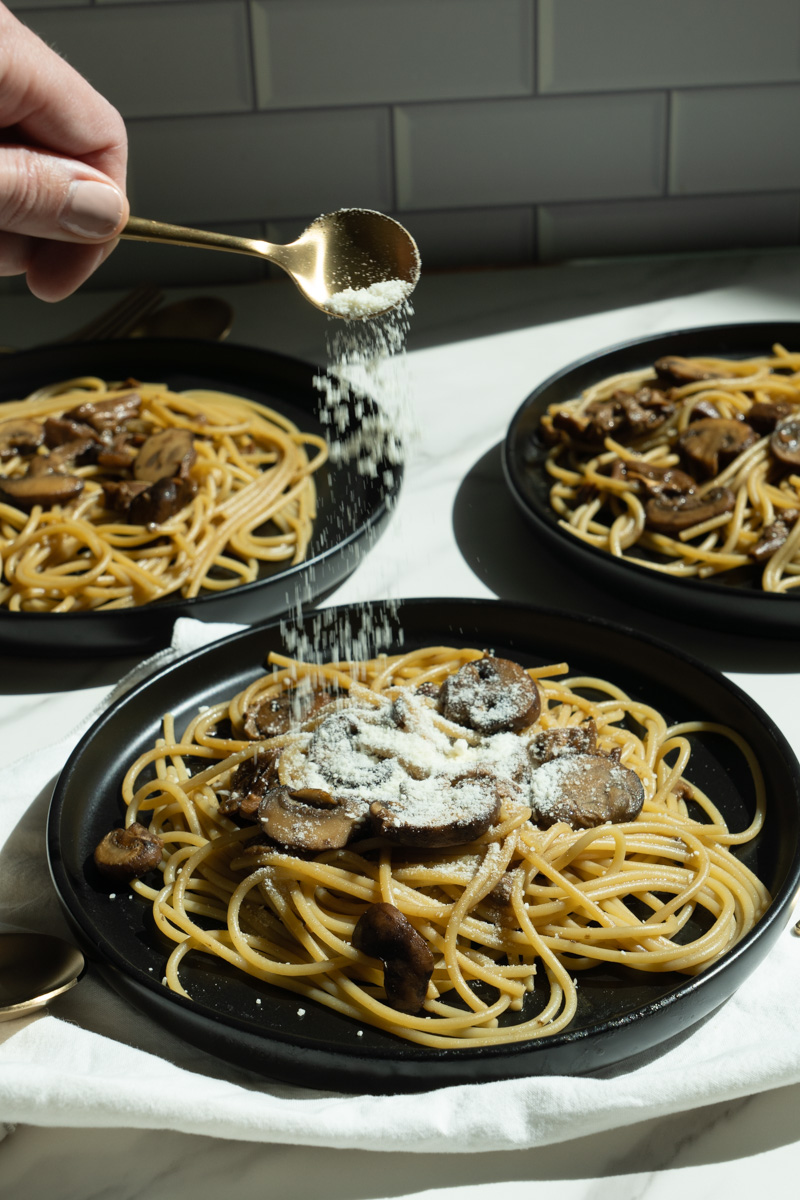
left=60, top=180, right=124, bottom=238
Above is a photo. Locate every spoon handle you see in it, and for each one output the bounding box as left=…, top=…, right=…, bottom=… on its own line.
left=123, top=216, right=269, bottom=260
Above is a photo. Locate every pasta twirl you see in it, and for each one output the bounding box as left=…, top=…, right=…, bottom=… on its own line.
left=0, top=376, right=327, bottom=611
left=115, top=646, right=770, bottom=1049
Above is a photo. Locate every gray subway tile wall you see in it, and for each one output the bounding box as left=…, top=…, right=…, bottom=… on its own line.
left=2, top=0, right=799, bottom=292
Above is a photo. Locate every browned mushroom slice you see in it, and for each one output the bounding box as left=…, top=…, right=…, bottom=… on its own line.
left=127, top=475, right=198, bottom=529
left=67, top=390, right=142, bottom=432
left=220, top=747, right=281, bottom=818
left=258, top=785, right=361, bottom=852
left=677, top=418, right=757, bottom=479
left=369, top=766, right=508, bottom=849
left=653, top=356, right=726, bottom=387
left=96, top=432, right=140, bottom=471
left=101, top=478, right=150, bottom=514
left=0, top=418, right=44, bottom=460
left=43, top=415, right=97, bottom=448
left=243, top=687, right=334, bottom=739
left=134, top=427, right=196, bottom=483
left=750, top=511, right=799, bottom=561
left=93, top=821, right=163, bottom=881
left=610, top=458, right=696, bottom=497
left=487, top=871, right=516, bottom=907
left=439, top=655, right=540, bottom=734
left=770, top=417, right=800, bottom=469
left=0, top=473, right=84, bottom=511
left=746, top=401, right=795, bottom=434
left=352, top=902, right=434, bottom=1014
left=644, top=486, right=735, bottom=534
left=613, top=388, right=675, bottom=438
left=687, top=399, right=722, bottom=422
left=553, top=389, right=674, bottom=447
left=529, top=720, right=598, bottom=766
left=529, top=753, right=644, bottom=830
left=34, top=436, right=99, bottom=472
left=309, top=711, right=394, bottom=790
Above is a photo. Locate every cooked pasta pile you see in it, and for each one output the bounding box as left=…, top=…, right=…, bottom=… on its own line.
left=0, top=377, right=327, bottom=611
left=118, top=645, right=770, bottom=1048
left=540, top=345, right=800, bottom=591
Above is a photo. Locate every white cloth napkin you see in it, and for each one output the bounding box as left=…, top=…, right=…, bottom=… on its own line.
left=1, top=617, right=799, bottom=1152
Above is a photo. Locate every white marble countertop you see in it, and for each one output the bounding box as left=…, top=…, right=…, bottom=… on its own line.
left=2, top=247, right=800, bottom=1197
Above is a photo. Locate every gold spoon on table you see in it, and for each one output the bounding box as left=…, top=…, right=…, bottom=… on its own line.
left=0, top=932, right=84, bottom=1021
left=122, top=209, right=421, bottom=319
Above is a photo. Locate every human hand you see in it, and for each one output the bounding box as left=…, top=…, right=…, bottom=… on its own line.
left=0, top=3, right=129, bottom=301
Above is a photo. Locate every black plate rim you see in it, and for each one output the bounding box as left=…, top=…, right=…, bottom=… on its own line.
left=0, top=337, right=402, bottom=651
left=501, top=320, right=800, bottom=619
left=46, top=597, right=800, bottom=1081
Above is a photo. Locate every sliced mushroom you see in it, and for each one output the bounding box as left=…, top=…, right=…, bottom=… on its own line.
left=654, top=356, right=725, bottom=387
left=0, top=418, right=44, bottom=460
left=610, top=458, right=696, bottom=497
left=258, top=785, right=361, bottom=853
left=0, top=473, right=84, bottom=511
left=220, top=747, right=281, bottom=818
left=368, top=766, right=509, bottom=848
left=750, top=511, right=799, bottom=561
left=529, top=753, right=644, bottom=830
left=487, top=871, right=516, bottom=908
left=34, top=436, right=98, bottom=472
left=439, top=655, right=541, bottom=734
left=101, top=478, right=150, bottom=513
left=127, top=475, right=198, bottom=528
left=134, top=427, right=196, bottom=482
left=67, top=390, right=142, bottom=432
left=96, top=432, right=141, bottom=471
left=529, top=721, right=598, bottom=766
left=552, top=388, right=674, bottom=446
left=352, top=902, right=434, bottom=1014
left=687, top=399, right=722, bottom=422
left=644, top=486, right=735, bottom=534
left=677, top=418, right=757, bottom=478
left=746, top=401, right=795, bottom=434
left=770, top=417, right=800, bottom=469
left=43, top=414, right=97, bottom=448
left=612, top=388, right=675, bottom=438
left=243, top=687, right=334, bottom=739
left=308, top=711, right=394, bottom=790
left=93, top=821, right=163, bottom=881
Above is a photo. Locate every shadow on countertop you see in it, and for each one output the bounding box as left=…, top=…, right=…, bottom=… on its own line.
left=453, top=440, right=800, bottom=674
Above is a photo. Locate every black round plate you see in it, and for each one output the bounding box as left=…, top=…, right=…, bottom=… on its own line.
left=502, top=321, right=800, bottom=636
left=47, top=598, right=800, bottom=1093
left=0, top=339, right=401, bottom=656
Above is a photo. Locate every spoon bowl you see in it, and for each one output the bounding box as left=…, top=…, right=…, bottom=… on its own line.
left=122, top=209, right=420, bottom=319
left=0, top=932, right=84, bottom=1021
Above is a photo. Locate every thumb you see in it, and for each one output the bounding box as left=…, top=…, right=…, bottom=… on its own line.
left=0, top=145, right=127, bottom=243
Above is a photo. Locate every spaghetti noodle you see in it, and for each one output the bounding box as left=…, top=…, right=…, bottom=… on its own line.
left=116, top=645, right=770, bottom=1048
left=539, top=344, right=800, bottom=591
left=0, top=377, right=327, bottom=611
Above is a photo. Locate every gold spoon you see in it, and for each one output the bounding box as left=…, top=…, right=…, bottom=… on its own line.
left=122, top=209, right=420, bottom=319
left=0, top=932, right=84, bottom=1021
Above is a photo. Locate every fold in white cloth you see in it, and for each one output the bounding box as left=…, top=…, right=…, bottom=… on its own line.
left=1, top=618, right=799, bottom=1152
